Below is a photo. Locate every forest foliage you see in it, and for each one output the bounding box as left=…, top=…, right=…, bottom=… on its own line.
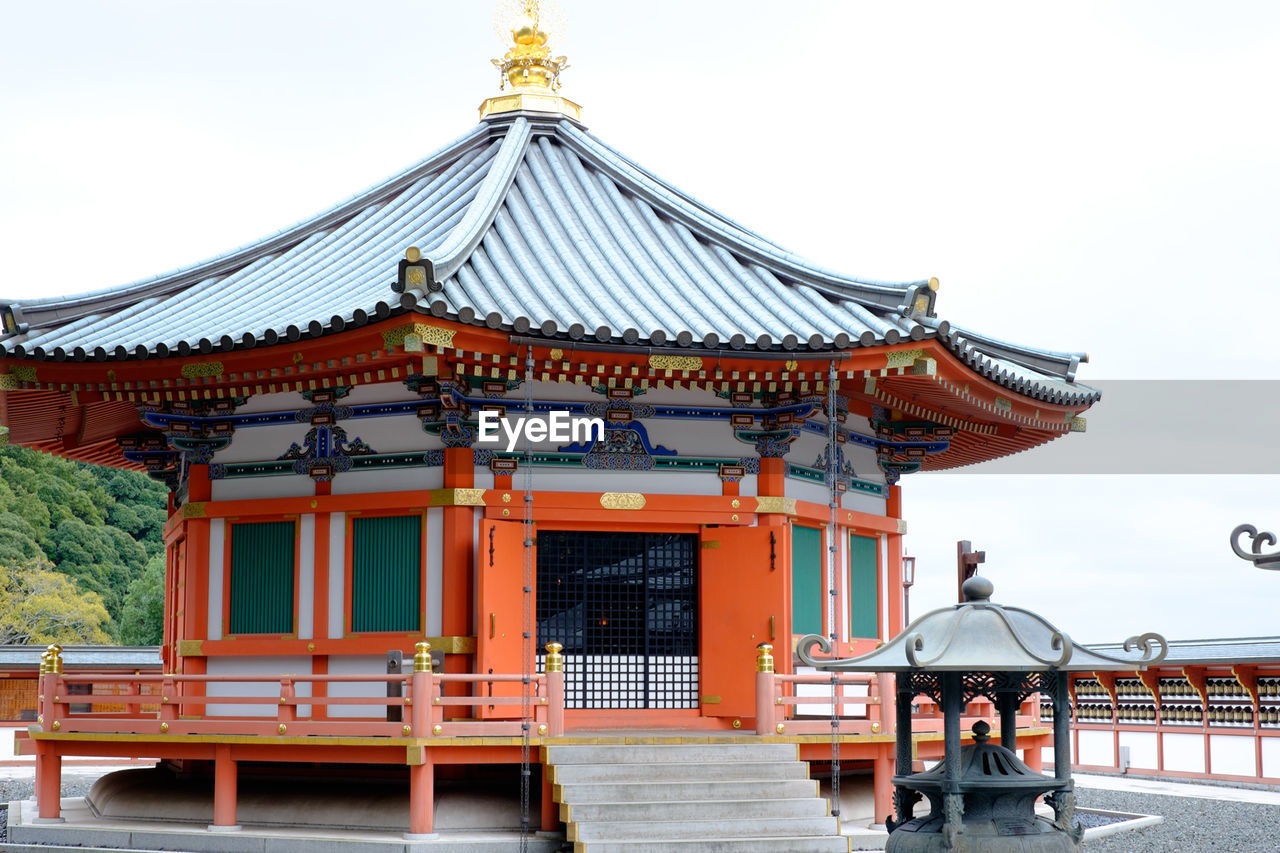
left=0, top=445, right=168, bottom=644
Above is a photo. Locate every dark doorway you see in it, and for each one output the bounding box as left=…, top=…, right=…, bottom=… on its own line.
left=537, top=531, right=698, bottom=709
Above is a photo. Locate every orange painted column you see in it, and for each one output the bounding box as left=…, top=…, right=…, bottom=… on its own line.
left=408, top=751, right=435, bottom=837
left=1024, top=735, right=1044, bottom=773
left=35, top=744, right=62, bottom=821
left=758, top=458, right=786, bottom=520
left=313, top=504, right=330, bottom=720
left=540, top=770, right=556, bottom=832
left=441, top=448, right=475, bottom=700
left=210, top=743, right=240, bottom=831
left=885, top=485, right=904, bottom=636
left=872, top=746, right=894, bottom=827
left=180, top=466, right=211, bottom=708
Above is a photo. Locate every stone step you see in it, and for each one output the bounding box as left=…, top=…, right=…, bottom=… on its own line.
left=551, top=760, right=808, bottom=784
left=544, top=742, right=799, bottom=765
left=562, top=797, right=830, bottom=823
left=576, top=836, right=851, bottom=853
left=555, top=778, right=820, bottom=804
left=570, top=815, right=841, bottom=842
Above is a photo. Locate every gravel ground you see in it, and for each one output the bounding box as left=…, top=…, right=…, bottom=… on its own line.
left=1078, top=787, right=1280, bottom=852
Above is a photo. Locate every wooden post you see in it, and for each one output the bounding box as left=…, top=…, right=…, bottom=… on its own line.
left=872, top=747, right=894, bottom=827
left=544, top=643, right=565, bottom=736
left=208, top=743, right=240, bottom=832
left=277, top=677, right=296, bottom=729
left=541, top=767, right=556, bottom=832
left=755, top=644, right=776, bottom=735
left=407, top=749, right=436, bottom=838
left=411, top=642, right=432, bottom=737
left=34, top=646, right=64, bottom=822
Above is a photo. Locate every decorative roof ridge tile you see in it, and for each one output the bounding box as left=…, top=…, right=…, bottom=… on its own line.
left=429, top=118, right=534, bottom=283
left=2, top=123, right=495, bottom=328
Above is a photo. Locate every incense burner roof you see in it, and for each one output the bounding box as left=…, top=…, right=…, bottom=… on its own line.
left=0, top=113, right=1095, bottom=407
left=799, top=576, right=1167, bottom=673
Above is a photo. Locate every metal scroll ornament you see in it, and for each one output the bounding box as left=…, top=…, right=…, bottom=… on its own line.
left=1230, top=524, right=1280, bottom=568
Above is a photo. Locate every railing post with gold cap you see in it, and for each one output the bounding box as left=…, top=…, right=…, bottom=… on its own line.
left=159, top=673, right=178, bottom=726
left=411, top=642, right=432, bottom=737
left=277, top=676, right=297, bottom=731
left=755, top=643, right=776, bottom=736
left=544, top=642, right=565, bottom=736
left=35, top=645, right=64, bottom=821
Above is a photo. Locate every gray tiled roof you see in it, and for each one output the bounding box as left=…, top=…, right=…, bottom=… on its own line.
left=0, top=113, right=1096, bottom=405
left=1087, top=637, right=1280, bottom=666
left=0, top=645, right=161, bottom=669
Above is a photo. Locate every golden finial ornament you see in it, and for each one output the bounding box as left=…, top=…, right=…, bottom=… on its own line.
left=480, top=0, right=582, bottom=121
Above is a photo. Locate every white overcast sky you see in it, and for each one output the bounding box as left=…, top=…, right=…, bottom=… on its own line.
left=2, top=2, right=1279, bottom=642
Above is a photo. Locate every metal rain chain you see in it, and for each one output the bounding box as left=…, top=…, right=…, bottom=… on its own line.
left=519, top=346, right=535, bottom=851
left=825, top=360, right=841, bottom=819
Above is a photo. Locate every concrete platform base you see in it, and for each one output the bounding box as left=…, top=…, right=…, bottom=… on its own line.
left=5, top=798, right=563, bottom=853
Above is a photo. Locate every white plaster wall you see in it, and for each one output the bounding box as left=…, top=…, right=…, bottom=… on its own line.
left=328, top=414, right=440, bottom=455
left=1162, top=732, right=1206, bottom=773
left=212, top=476, right=316, bottom=500
left=637, top=417, right=753, bottom=460
left=842, top=491, right=888, bottom=516
left=1041, top=745, right=1055, bottom=767
left=330, top=467, right=443, bottom=495
left=1210, top=734, right=1256, bottom=777
left=207, top=519, right=225, bottom=640
left=214, top=423, right=309, bottom=464
left=205, top=656, right=312, bottom=717
left=297, top=514, right=315, bottom=640
left=328, top=512, right=346, bottom=640
left=1077, top=729, right=1114, bottom=766
left=1262, top=736, right=1280, bottom=779
left=233, top=390, right=303, bottom=415
left=326, top=655, right=390, bottom=718
left=1118, top=731, right=1158, bottom=770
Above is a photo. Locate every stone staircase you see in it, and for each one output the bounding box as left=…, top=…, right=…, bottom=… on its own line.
left=545, top=742, right=850, bottom=853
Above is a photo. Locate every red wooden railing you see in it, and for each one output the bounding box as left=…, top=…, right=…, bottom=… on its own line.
left=752, top=643, right=891, bottom=736
left=35, top=642, right=566, bottom=741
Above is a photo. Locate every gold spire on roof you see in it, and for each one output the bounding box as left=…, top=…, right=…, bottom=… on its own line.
left=480, top=0, right=582, bottom=122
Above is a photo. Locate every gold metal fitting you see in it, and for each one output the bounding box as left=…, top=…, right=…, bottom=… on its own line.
left=53, top=696, right=60, bottom=704
left=51, top=721, right=60, bottom=731
left=776, top=723, right=786, bottom=734
left=756, top=643, right=775, bottom=674
left=37, top=715, right=43, bottom=726
left=732, top=719, right=742, bottom=729
left=278, top=724, right=288, bottom=735
left=434, top=697, right=441, bottom=704
left=404, top=697, right=412, bottom=705
left=432, top=725, right=443, bottom=735
left=538, top=724, right=547, bottom=735
left=161, top=696, right=168, bottom=703
left=159, top=722, right=169, bottom=733
left=871, top=722, right=881, bottom=733
left=544, top=642, right=565, bottom=673
left=414, top=641, right=433, bottom=673
left=46, top=644, right=63, bottom=674
left=279, top=696, right=287, bottom=704
left=402, top=725, right=412, bottom=736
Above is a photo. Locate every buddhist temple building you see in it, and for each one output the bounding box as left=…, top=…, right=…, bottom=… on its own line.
left=0, top=3, right=1101, bottom=848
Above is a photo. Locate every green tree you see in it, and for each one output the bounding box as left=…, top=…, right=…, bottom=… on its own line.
left=118, top=553, right=165, bottom=645
left=0, top=557, right=112, bottom=645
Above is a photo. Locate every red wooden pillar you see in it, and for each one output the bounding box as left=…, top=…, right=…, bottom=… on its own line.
left=540, top=769, right=556, bottom=832
left=1024, top=734, right=1045, bottom=773
left=35, top=745, right=63, bottom=822
left=442, top=447, right=474, bottom=701
left=872, top=746, right=894, bottom=827
left=209, top=744, right=240, bottom=832
left=407, top=750, right=436, bottom=838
